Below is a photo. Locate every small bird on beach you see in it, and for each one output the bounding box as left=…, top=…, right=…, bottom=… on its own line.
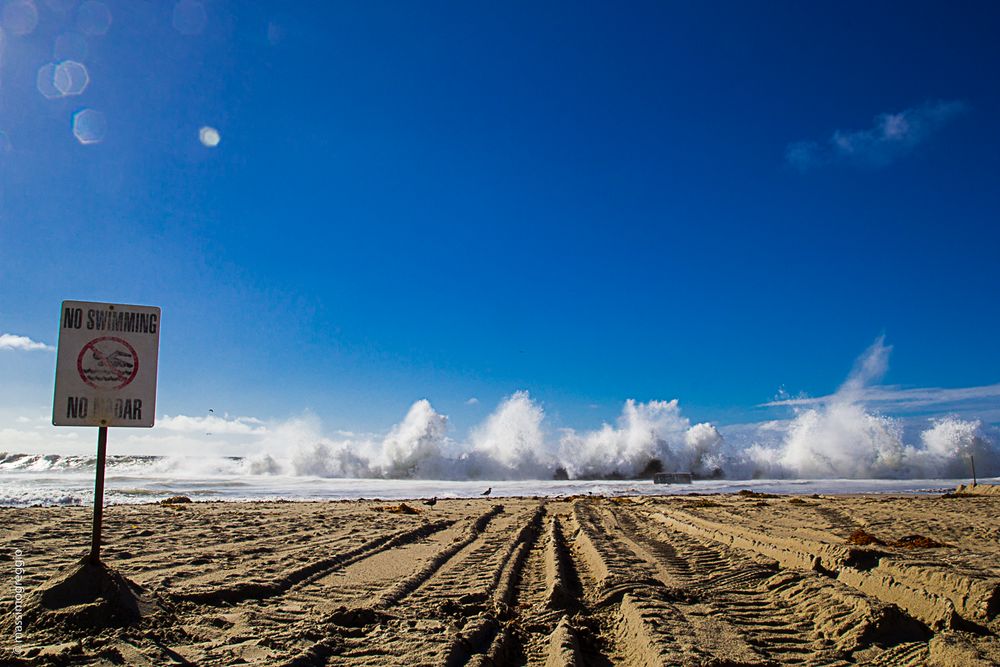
left=423, top=497, right=437, bottom=506
left=481, top=487, right=491, bottom=496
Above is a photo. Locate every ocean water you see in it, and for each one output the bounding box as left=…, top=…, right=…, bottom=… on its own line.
left=0, top=452, right=986, bottom=507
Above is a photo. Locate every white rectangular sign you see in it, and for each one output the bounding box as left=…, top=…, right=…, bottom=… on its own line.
left=53, top=300, right=161, bottom=428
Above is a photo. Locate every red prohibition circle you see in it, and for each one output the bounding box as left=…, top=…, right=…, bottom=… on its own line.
left=77, top=336, right=140, bottom=390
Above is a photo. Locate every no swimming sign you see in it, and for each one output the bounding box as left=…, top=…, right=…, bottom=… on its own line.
left=53, top=300, right=161, bottom=428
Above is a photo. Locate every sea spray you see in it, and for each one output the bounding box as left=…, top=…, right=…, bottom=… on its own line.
left=468, top=391, right=553, bottom=479
left=772, top=337, right=904, bottom=477
left=721, top=332, right=994, bottom=480
left=684, top=422, right=725, bottom=476
left=379, top=399, right=449, bottom=478
left=292, top=442, right=371, bottom=478
left=777, top=403, right=906, bottom=477
left=908, top=417, right=992, bottom=478
left=5, top=339, right=996, bottom=481
left=557, top=399, right=724, bottom=479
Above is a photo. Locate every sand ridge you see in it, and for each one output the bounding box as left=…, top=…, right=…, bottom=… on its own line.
left=2, top=492, right=1000, bottom=665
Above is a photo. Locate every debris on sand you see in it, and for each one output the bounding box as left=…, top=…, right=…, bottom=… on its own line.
left=847, top=529, right=949, bottom=549
left=682, top=498, right=723, bottom=508
left=374, top=503, right=420, bottom=515
left=160, top=496, right=192, bottom=504
left=737, top=489, right=781, bottom=499
left=847, top=529, right=886, bottom=546
left=892, top=535, right=949, bottom=549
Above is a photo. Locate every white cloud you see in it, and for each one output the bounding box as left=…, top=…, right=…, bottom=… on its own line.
left=157, top=414, right=268, bottom=435
left=761, top=382, right=1000, bottom=411
left=0, top=333, right=54, bottom=352
left=787, top=100, right=967, bottom=170
left=465, top=397, right=479, bottom=405
left=760, top=335, right=1000, bottom=418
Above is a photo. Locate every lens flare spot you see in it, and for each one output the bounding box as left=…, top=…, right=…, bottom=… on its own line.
left=72, top=108, right=106, bottom=144
left=172, top=0, right=206, bottom=36
left=76, top=0, right=111, bottom=36
left=36, top=62, right=62, bottom=99
left=54, top=31, right=88, bottom=61
left=3, top=0, right=39, bottom=36
left=54, top=60, right=88, bottom=95
left=198, top=126, right=220, bottom=147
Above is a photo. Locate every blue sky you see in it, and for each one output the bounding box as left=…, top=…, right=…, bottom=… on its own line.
left=1, top=1, right=999, bottom=452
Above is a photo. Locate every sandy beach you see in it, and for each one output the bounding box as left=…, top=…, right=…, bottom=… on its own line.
left=3, top=490, right=1000, bottom=666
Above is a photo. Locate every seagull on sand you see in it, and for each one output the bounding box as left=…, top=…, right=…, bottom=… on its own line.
left=423, top=497, right=437, bottom=506
left=481, top=487, right=492, bottom=496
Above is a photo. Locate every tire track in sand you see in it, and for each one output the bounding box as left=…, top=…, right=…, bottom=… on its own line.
left=216, top=505, right=507, bottom=667
left=614, top=501, right=933, bottom=665
left=648, top=503, right=1000, bottom=631
left=170, top=516, right=464, bottom=665
left=330, top=504, right=543, bottom=666
left=507, top=512, right=583, bottom=666
left=573, top=499, right=768, bottom=666
left=611, top=504, right=853, bottom=665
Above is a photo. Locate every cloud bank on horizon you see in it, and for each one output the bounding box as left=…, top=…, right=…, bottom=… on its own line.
left=786, top=100, right=968, bottom=170
left=3, top=337, right=997, bottom=481
left=0, top=333, right=54, bottom=352
left=763, top=382, right=1000, bottom=411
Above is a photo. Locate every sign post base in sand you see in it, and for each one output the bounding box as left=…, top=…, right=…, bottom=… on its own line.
left=89, top=426, right=109, bottom=564
left=53, top=300, right=161, bottom=563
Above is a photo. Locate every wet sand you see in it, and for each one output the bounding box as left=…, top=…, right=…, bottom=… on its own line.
left=2, top=491, right=999, bottom=665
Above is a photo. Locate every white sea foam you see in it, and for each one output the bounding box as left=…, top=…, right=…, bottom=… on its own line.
left=1, top=469, right=994, bottom=508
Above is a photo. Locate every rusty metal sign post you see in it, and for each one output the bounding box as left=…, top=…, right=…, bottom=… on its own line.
left=53, top=300, right=161, bottom=564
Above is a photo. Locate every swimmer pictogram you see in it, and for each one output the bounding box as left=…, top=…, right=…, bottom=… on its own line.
left=77, top=336, right=139, bottom=390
